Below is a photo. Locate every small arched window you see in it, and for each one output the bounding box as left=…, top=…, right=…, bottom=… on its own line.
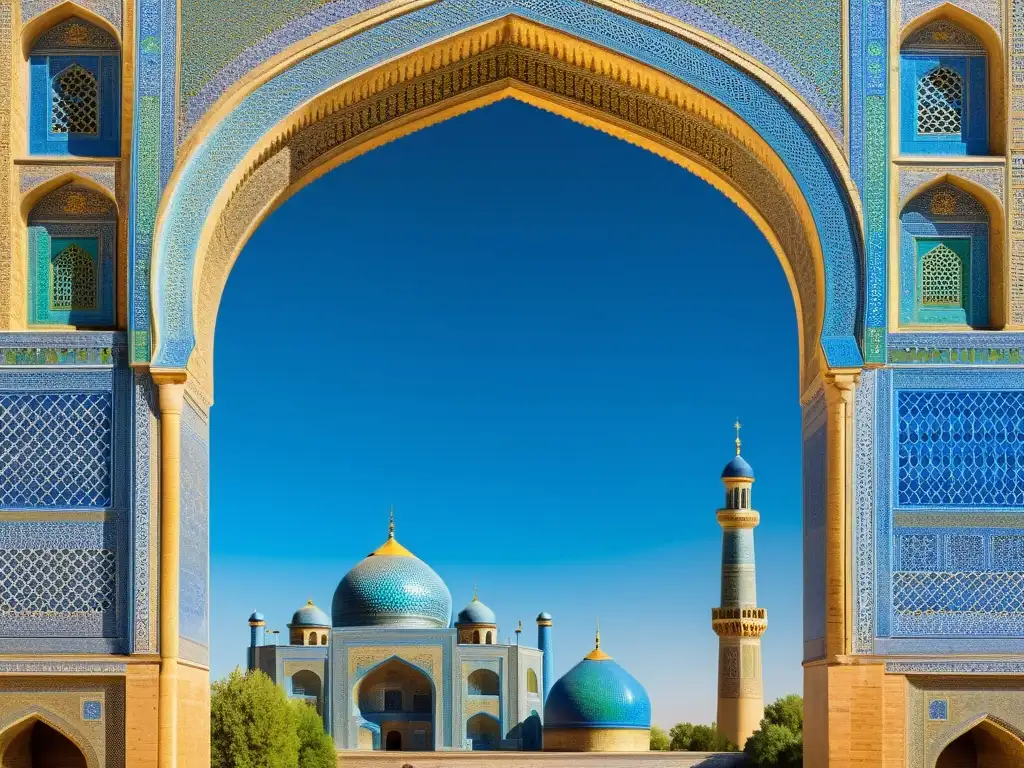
left=900, top=182, right=988, bottom=327
left=308, top=631, right=317, bottom=645
left=900, top=19, right=988, bottom=155
left=29, top=16, right=121, bottom=156
left=320, top=634, right=327, bottom=645
left=50, top=243, right=96, bottom=310
left=526, top=668, right=539, bottom=694
left=485, top=631, right=492, bottom=644
left=467, top=669, right=499, bottom=696
left=27, top=181, right=116, bottom=327
left=473, top=629, right=480, bottom=644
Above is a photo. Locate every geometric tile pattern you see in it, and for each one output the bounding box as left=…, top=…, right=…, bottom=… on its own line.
left=179, top=400, right=209, bottom=658
left=993, top=536, right=1024, bottom=569
left=50, top=243, right=97, bottom=310
left=0, top=394, right=112, bottom=508
left=52, top=64, right=99, bottom=135
left=946, top=535, right=984, bottom=570
left=917, top=66, right=962, bottom=134
left=897, top=390, right=1024, bottom=507
left=81, top=700, right=103, bottom=721
left=928, top=699, right=947, bottom=721
left=900, top=534, right=938, bottom=571
left=0, top=548, right=115, bottom=613
left=894, top=571, right=1024, bottom=614
left=920, top=243, right=962, bottom=305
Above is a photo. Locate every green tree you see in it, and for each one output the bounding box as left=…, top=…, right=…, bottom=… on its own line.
left=293, top=702, right=335, bottom=768
left=668, top=722, right=737, bottom=751
left=745, top=694, right=804, bottom=768
left=763, top=694, right=803, bottom=733
left=211, top=668, right=299, bottom=768
left=649, top=725, right=670, bottom=751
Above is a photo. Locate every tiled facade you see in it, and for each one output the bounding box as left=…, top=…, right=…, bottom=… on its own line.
left=0, top=0, right=1020, bottom=762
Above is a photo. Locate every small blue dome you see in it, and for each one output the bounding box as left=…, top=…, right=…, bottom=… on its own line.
left=332, top=532, right=452, bottom=628
left=457, top=598, right=497, bottom=625
left=248, top=611, right=264, bottom=623
left=290, top=600, right=330, bottom=627
left=537, top=611, right=553, bottom=622
left=544, top=648, right=650, bottom=729
left=722, top=454, right=754, bottom=479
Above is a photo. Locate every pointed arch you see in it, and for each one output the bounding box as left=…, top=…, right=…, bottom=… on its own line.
left=931, top=714, right=1024, bottom=768
left=0, top=709, right=99, bottom=768
left=19, top=172, right=117, bottom=221
left=897, top=173, right=1005, bottom=328
left=20, top=1, right=121, bottom=55
left=901, top=3, right=1005, bottom=154
left=351, top=654, right=437, bottom=712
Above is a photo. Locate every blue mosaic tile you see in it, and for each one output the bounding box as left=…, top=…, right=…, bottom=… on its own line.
left=82, top=699, right=102, bottom=721
left=897, top=390, right=1024, bottom=508
left=332, top=554, right=452, bottom=628
left=928, top=699, right=947, bottom=721
left=544, top=656, right=651, bottom=729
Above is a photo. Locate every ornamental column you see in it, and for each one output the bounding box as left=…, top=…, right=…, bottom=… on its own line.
left=154, top=371, right=186, bottom=768
left=713, top=422, right=767, bottom=750
left=823, top=372, right=857, bottom=660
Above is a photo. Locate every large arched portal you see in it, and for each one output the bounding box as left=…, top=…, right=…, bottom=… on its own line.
left=0, top=717, right=90, bottom=768
left=934, top=717, right=1024, bottom=768
left=353, top=658, right=435, bottom=751
left=146, top=4, right=865, bottom=767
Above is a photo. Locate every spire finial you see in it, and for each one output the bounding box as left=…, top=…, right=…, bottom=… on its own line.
left=473, top=580, right=478, bottom=601
left=584, top=616, right=611, bottom=660
left=388, top=505, right=395, bottom=539
left=595, top=617, right=601, bottom=649
left=307, top=597, right=313, bottom=605
left=734, top=419, right=742, bottom=456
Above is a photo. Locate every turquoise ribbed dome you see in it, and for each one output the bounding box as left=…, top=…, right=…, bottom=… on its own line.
left=544, top=644, right=651, bottom=729
left=457, top=597, right=496, bottom=625
left=290, top=600, right=330, bottom=627
left=332, top=527, right=452, bottom=628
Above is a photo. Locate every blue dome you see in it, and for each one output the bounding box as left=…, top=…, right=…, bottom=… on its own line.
left=457, top=597, right=497, bottom=625
left=722, top=454, right=754, bottom=479
left=537, top=611, right=552, bottom=622
left=332, top=533, right=452, bottom=628
left=544, top=649, right=651, bottom=729
left=290, top=600, right=330, bottom=627
left=248, top=611, right=264, bottom=623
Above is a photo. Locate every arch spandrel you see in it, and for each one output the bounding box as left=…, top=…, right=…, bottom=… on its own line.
left=152, top=1, right=865, bottom=396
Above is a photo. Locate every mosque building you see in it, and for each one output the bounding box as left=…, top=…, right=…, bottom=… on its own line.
left=247, top=512, right=654, bottom=752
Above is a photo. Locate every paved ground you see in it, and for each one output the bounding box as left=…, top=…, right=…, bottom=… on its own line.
left=336, top=752, right=747, bottom=767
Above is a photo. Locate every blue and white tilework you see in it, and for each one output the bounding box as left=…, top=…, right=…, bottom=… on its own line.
left=81, top=699, right=102, bottom=721
left=928, top=699, right=947, bottom=721
left=179, top=398, right=210, bottom=664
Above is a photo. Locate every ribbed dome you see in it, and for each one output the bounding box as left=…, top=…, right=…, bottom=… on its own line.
left=332, top=519, right=452, bottom=629
left=544, top=638, right=650, bottom=729
left=457, top=596, right=496, bottom=625
left=290, top=600, right=330, bottom=627
left=722, top=454, right=754, bottom=479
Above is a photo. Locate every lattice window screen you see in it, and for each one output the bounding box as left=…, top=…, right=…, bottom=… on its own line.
left=920, top=243, right=963, bottom=306
left=51, top=64, right=99, bottom=135
left=51, top=243, right=97, bottom=310
left=917, top=66, right=963, bottom=134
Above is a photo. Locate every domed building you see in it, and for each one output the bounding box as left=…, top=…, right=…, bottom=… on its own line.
left=247, top=511, right=554, bottom=753
left=543, top=626, right=651, bottom=752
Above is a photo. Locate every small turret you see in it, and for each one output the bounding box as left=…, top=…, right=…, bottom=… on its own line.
left=247, top=611, right=265, bottom=671
left=536, top=611, right=553, bottom=703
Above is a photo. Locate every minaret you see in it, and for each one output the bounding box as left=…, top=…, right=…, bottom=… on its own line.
left=712, top=422, right=767, bottom=749
left=247, top=611, right=265, bottom=671
left=536, top=612, right=554, bottom=703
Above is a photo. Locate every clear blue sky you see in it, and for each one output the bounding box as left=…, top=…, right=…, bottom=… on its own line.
left=209, top=99, right=803, bottom=728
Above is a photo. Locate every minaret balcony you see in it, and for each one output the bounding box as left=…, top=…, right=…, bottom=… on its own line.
left=711, top=607, right=768, bottom=637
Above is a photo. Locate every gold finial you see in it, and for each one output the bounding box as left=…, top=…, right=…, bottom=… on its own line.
left=473, top=581, right=478, bottom=601
left=734, top=419, right=742, bottom=456
left=388, top=505, right=395, bottom=539
left=585, top=617, right=611, bottom=660
left=371, top=505, right=413, bottom=557
left=307, top=597, right=313, bottom=606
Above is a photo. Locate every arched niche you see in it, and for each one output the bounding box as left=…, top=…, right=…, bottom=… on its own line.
left=149, top=7, right=865, bottom=400
left=0, top=712, right=97, bottom=768
left=897, top=176, right=1003, bottom=329
left=467, top=669, right=500, bottom=696
left=23, top=178, right=117, bottom=328
left=900, top=4, right=1005, bottom=156
left=933, top=716, right=1024, bottom=768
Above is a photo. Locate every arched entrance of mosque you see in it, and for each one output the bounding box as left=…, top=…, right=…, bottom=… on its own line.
left=467, top=713, right=502, bottom=750
left=353, top=658, right=435, bottom=751
left=146, top=4, right=866, bottom=766
left=0, top=716, right=90, bottom=768
left=934, top=717, right=1024, bottom=768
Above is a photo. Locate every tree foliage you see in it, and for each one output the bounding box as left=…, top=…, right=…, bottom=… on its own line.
left=211, top=668, right=334, bottom=768
left=649, top=725, right=670, bottom=751
left=668, top=722, right=737, bottom=752
left=745, top=694, right=804, bottom=768
left=294, top=701, right=335, bottom=768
